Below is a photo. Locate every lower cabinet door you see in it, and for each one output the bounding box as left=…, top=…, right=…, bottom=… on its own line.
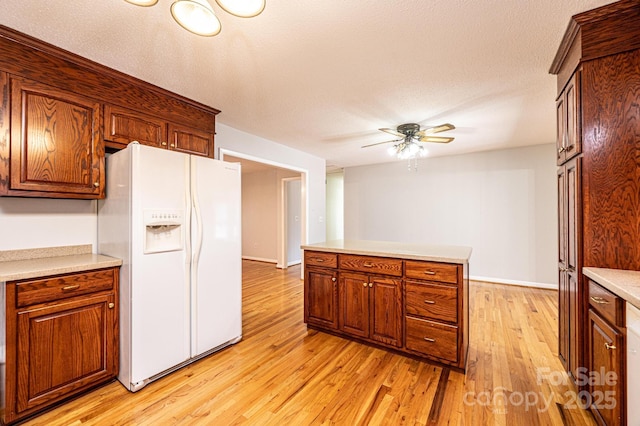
left=588, top=309, right=624, bottom=426
left=304, top=268, right=338, bottom=329
left=15, top=293, right=117, bottom=414
left=339, top=272, right=370, bottom=338
left=369, top=276, right=402, bottom=347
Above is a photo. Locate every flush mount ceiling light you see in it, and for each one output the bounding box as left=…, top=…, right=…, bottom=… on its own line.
left=171, top=0, right=221, bottom=36
left=125, top=0, right=159, bottom=5
left=124, top=0, right=264, bottom=36
left=214, top=0, right=265, bottom=18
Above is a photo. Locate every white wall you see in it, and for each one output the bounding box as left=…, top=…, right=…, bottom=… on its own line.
left=241, top=169, right=278, bottom=262
left=344, top=144, right=557, bottom=287
left=326, top=171, right=344, bottom=241
left=216, top=123, right=327, bottom=247
left=0, top=198, right=97, bottom=251
left=241, top=168, right=300, bottom=263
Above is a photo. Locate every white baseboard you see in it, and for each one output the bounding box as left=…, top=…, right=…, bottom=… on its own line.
left=287, top=260, right=301, bottom=267
left=242, top=256, right=277, bottom=264
left=470, top=275, right=557, bottom=290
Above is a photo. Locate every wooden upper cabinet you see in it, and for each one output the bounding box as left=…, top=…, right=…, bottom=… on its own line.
left=168, top=124, right=214, bottom=158
left=556, top=72, right=581, bottom=165
left=104, top=104, right=167, bottom=149
left=103, top=105, right=214, bottom=158
left=3, top=75, right=104, bottom=198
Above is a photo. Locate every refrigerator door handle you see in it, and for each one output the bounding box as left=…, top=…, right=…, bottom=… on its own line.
left=184, top=156, right=192, bottom=273
left=192, top=160, right=204, bottom=268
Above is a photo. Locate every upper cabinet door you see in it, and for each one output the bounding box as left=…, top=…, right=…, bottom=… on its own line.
left=556, top=71, right=582, bottom=166
left=168, top=124, right=214, bottom=158
left=8, top=76, right=104, bottom=198
left=104, top=104, right=167, bottom=149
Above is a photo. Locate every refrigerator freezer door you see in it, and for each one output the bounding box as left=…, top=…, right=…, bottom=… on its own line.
left=190, top=157, right=242, bottom=356
left=129, top=145, right=191, bottom=386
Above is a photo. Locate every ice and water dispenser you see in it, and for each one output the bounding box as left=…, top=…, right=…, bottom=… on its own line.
left=143, top=209, right=184, bottom=254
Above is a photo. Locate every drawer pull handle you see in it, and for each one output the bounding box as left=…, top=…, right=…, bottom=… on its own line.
left=363, top=282, right=368, bottom=287
left=369, top=283, right=373, bottom=288
left=331, top=277, right=336, bottom=282
left=61, top=285, right=80, bottom=292
left=424, top=300, right=436, bottom=304
left=313, top=258, right=325, bottom=262
left=423, top=271, right=436, bottom=275
left=590, top=296, right=609, bottom=304
left=604, top=342, right=616, bottom=350
left=363, top=262, right=373, bottom=268
left=423, top=337, right=436, bottom=343
left=108, top=303, right=115, bottom=309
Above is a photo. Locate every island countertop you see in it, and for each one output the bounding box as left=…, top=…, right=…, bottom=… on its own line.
left=301, top=240, right=472, bottom=264
left=0, top=245, right=122, bottom=282
left=583, top=267, right=640, bottom=310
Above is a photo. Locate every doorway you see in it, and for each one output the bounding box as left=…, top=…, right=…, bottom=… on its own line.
left=220, top=150, right=306, bottom=269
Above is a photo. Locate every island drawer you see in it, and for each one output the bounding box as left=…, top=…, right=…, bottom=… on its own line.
left=305, top=251, right=338, bottom=268
left=15, top=269, right=116, bottom=307
left=405, top=260, right=458, bottom=284
left=588, top=279, right=624, bottom=327
left=405, top=316, right=458, bottom=363
left=405, top=281, right=457, bottom=323
left=338, top=254, right=402, bottom=276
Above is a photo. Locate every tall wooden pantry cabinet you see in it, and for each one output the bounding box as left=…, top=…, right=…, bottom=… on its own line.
left=550, top=1, right=640, bottom=424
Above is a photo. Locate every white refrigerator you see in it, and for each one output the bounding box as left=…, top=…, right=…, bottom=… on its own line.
left=98, top=143, right=242, bottom=392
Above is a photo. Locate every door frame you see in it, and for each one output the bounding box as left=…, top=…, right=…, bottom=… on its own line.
left=281, top=176, right=302, bottom=268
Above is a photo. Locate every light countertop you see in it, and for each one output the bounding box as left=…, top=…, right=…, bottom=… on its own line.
left=583, top=267, right=640, bottom=310
left=0, top=245, right=122, bottom=282
left=301, top=240, right=472, bottom=264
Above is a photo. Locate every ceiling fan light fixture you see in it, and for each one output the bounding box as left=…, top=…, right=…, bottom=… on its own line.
left=124, top=0, right=159, bottom=6
left=214, top=0, right=265, bottom=17
left=390, top=140, right=427, bottom=160
left=171, top=0, right=222, bottom=36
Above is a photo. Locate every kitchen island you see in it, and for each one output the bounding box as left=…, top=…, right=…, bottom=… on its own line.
left=301, top=240, right=471, bottom=371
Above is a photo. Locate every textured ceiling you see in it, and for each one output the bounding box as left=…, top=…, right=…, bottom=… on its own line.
left=1, top=0, right=616, bottom=168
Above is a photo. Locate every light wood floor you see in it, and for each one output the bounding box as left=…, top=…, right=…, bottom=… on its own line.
left=22, top=261, right=596, bottom=425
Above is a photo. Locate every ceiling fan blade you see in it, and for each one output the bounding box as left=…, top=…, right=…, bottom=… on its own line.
left=416, top=123, right=455, bottom=136
left=361, top=138, right=402, bottom=148
left=379, top=128, right=405, bottom=138
left=416, top=135, right=454, bottom=143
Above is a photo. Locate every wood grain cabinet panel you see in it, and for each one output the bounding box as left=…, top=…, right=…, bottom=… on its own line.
left=168, top=124, right=214, bottom=158
left=338, top=254, right=402, bottom=277
left=304, top=267, right=338, bottom=330
left=588, top=308, right=624, bottom=426
left=339, top=272, right=370, bottom=338
left=16, top=294, right=116, bottom=413
left=4, top=267, right=119, bottom=425
left=405, top=317, right=458, bottom=363
left=405, top=260, right=458, bottom=284
left=405, top=281, right=457, bottom=323
left=103, top=104, right=166, bottom=149
left=339, top=272, right=402, bottom=347
left=4, top=75, right=104, bottom=198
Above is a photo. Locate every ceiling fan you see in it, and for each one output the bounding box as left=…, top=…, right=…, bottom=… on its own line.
left=362, top=123, right=456, bottom=154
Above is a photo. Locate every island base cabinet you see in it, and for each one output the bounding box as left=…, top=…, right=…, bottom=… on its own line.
left=4, top=268, right=119, bottom=425
left=304, top=250, right=468, bottom=370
